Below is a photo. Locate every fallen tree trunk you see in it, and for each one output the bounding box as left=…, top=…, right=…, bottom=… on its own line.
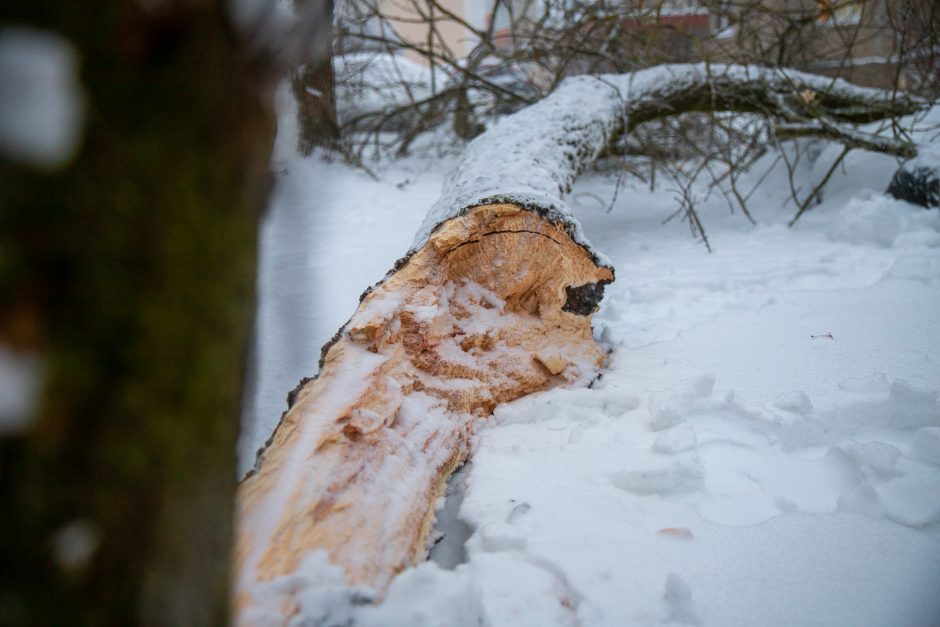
left=235, top=202, right=612, bottom=618
left=234, top=63, right=921, bottom=622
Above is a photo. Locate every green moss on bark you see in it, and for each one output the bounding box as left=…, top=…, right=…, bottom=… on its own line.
left=0, top=2, right=274, bottom=624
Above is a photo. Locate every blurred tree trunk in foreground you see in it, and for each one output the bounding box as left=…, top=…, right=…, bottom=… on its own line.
left=0, top=1, right=275, bottom=624
left=293, top=0, right=339, bottom=154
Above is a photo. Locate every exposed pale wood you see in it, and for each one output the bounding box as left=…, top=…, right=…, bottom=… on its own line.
left=235, top=204, right=612, bottom=617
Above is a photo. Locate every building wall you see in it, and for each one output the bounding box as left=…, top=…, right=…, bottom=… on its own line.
left=376, top=0, right=482, bottom=64
left=706, top=0, right=933, bottom=89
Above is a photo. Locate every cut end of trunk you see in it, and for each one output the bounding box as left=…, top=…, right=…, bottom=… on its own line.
left=234, top=203, right=613, bottom=621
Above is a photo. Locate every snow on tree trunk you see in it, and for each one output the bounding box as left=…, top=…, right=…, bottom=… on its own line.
left=233, top=63, right=920, bottom=622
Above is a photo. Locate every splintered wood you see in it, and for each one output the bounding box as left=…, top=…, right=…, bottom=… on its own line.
left=235, top=203, right=612, bottom=618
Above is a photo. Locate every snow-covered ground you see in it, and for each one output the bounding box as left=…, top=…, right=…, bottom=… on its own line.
left=239, top=98, right=940, bottom=624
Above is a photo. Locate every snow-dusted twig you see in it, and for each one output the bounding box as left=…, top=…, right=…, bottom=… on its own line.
left=788, top=145, right=851, bottom=226
left=775, top=120, right=916, bottom=158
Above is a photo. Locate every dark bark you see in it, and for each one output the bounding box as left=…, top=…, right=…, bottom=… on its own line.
left=293, top=0, right=339, bottom=154
left=621, top=67, right=922, bottom=131
left=454, top=87, right=484, bottom=140
left=0, top=2, right=275, bottom=624
left=887, top=164, right=940, bottom=208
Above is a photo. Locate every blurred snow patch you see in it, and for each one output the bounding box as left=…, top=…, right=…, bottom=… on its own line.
left=648, top=375, right=715, bottom=431
left=835, top=440, right=940, bottom=527
left=913, top=427, right=940, bottom=466
left=772, top=390, right=813, bottom=415
left=241, top=551, right=373, bottom=627
left=838, top=372, right=890, bottom=393
left=357, top=562, right=484, bottom=627
left=0, top=345, right=41, bottom=434
left=663, top=573, right=700, bottom=625
left=53, top=519, right=99, bottom=573
left=229, top=0, right=336, bottom=67
left=611, top=459, right=704, bottom=496
left=653, top=423, right=697, bottom=454
left=0, top=27, right=84, bottom=168
left=827, top=196, right=901, bottom=248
